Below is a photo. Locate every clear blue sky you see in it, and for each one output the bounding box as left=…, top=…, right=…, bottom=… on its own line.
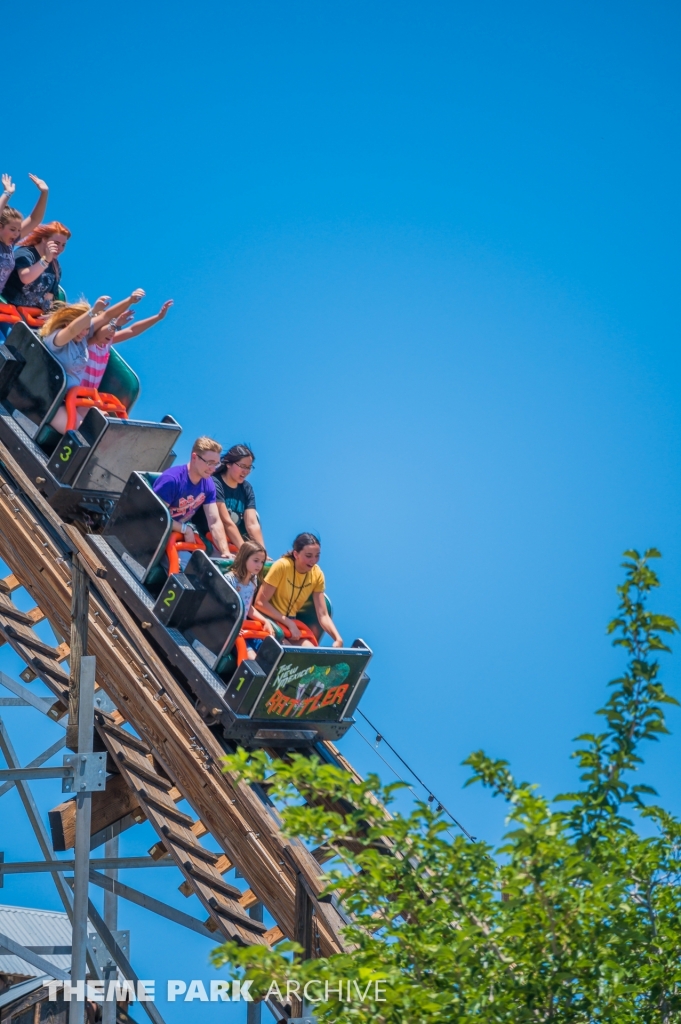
left=2, top=0, right=681, bottom=1019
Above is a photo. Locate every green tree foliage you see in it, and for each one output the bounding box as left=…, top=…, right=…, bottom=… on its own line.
left=212, top=550, right=681, bottom=1021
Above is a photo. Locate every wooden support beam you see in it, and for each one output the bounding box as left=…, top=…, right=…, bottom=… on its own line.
left=20, top=641, right=69, bottom=683
left=67, top=553, right=89, bottom=751
left=0, top=573, right=21, bottom=594
left=290, top=874, right=315, bottom=1016
left=48, top=774, right=145, bottom=852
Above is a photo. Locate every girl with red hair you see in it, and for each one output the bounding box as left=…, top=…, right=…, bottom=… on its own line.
left=3, top=220, right=71, bottom=311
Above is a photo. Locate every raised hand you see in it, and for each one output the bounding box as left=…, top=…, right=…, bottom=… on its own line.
left=157, top=299, right=173, bottom=319
left=92, top=296, right=112, bottom=315
left=28, top=174, right=48, bottom=193
left=115, top=309, right=135, bottom=328
left=2, top=175, right=15, bottom=196
left=44, top=240, right=61, bottom=262
left=130, top=288, right=145, bottom=303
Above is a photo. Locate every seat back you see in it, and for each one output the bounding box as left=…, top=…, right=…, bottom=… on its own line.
left=99, top=347, right=141, bottom=413
left=71, top=414, right=181, bottom=493
left=103, top=471, right=171, bottom=581
left=154, top=551, right=244, bottom=669
left=1, top=322, right=66, bottom=437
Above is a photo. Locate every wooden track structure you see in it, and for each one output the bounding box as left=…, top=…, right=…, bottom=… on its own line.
left=0, top=437, right=355, bottom=963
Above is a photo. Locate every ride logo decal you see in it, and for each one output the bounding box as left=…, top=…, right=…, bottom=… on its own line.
left=252, top=654, right=361, bottom=722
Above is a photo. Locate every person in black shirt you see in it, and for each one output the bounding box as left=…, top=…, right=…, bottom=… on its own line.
left=193, top=443, right=266, bottom=553
left=3, top=220, right=71, bottom=310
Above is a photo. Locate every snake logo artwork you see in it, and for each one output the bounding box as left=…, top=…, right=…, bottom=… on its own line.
left=251, top=655, right=363, bottom=722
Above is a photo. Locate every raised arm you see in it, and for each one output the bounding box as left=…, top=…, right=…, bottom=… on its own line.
left=111, top=300, right=173, bottom=343
left=0, top=175, right=15, bottom=220
left=21, top=175, right=49, bottom=234
left=52, top=296, right=110, bottom=348
left=91, top=288, right=146, bottom=332
left=18, top=237, right=61, bottom=286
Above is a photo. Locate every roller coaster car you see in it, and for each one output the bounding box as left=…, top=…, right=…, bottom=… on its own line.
left=0, top=322, right=371, bottom=747
left=90, top=471, right=372, bottom=747
left=0, top=322, right=181, bottom=524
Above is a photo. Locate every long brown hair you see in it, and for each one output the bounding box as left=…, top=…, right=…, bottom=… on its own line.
left=230, top=540, right=267, bottom=584
left=283, top=532, right=321, bottom=562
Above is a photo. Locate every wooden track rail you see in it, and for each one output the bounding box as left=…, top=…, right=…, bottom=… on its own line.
left=0, top=438, right=348, bottom=955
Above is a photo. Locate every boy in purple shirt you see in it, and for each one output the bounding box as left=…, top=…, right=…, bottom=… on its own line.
left=153, top=436, right=230, bottom=559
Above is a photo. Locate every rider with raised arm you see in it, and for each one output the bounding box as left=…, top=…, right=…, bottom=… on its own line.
left=3, top=220, right=70, bottom=311
left=81, top=295, right=173, bottom=390
left=152, top=437, right=231, bottom=566
left=0, top=173, right=49, bottom=305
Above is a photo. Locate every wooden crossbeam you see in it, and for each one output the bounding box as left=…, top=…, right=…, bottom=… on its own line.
left=48, top=774, right=145, bottom=851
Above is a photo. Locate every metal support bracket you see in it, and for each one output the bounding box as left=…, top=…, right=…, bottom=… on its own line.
left=93, top=690, right=117, bottom=715
left=62, top=751, right=107, bottom=793
left=88, top=929, right=130, bottom=973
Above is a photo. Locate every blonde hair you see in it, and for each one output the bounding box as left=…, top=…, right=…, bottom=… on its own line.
left=39, top=301, right=90, bottom=337
left=191, top=436, right=222, bottom=456
left=0, top=207, right=22, bottom=228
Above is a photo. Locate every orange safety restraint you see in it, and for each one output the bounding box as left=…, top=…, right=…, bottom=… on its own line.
left=16, top=306, right=46, bottom=328
left=234, top=617, right=318, bottom=666
left=64, top=386, right=128, bottom=432
left=165, top=531, right=206, bottom=576
left=0, top=304, right=23, bottom=325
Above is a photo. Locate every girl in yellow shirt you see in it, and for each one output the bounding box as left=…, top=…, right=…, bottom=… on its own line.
left=255, top=532, right=344, bottom=648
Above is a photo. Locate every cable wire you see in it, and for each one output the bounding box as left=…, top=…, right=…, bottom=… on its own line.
left=355, top=709, right=477, bottom=841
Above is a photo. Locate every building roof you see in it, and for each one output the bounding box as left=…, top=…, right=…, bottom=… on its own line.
left=0, top=904, right=71, bottom=979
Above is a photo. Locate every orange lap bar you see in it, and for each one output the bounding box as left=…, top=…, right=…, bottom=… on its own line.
left=234, top=617, right=318, bottom=665
left=0, top=305, right=22, bottom=325
left=16, top=306, right=46, bottom=328
left=64, top=386, right=128, bottom=431
left=279, top=619, right=318, bottom=646
left=165, top=531, right=206, bottom=576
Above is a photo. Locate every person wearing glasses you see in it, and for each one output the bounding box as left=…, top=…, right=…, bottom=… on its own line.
left=193, top=443, right=266, bottom=553
left=152, top=436, right=231, bottom=560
